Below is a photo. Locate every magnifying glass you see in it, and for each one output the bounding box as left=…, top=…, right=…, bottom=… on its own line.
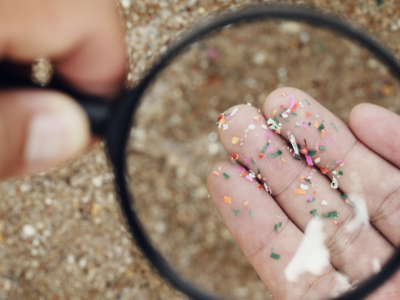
left=2, top=4, right=400, bottom=300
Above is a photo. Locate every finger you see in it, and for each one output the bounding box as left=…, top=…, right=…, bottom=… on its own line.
left=0, top=89, right=90, bottom=178
left=263, top=88, right=400, bottom=246
left=349, top=103, right=400, bottom=168
left=207, top=160, right=351, bottom=300
left=0, top=0, right=126, bottom=97
left=217, top=104, right=397, bottom=286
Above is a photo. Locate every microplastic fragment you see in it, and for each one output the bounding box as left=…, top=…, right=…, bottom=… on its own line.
left=253, top=116, right=261, bottom=122
left=294, top=125, right=299, bottom=129
left=326, top=137, right=332, bottom=143
left=314, top=157, right=321, bottom=163
left=306, top=155, right=314, bottom=166
left=320, top=167, right=328, bottom=174
left=247, top=103, right=252, bottom=106
left=308, top=150, right=317, bottom=157
left=283, top=119, right=290, bottom=123
left=319, top=146, right=326, bottom=151
left=262, top=124, right=268, bottom=130
left=224, top=196, right=231, bottom=204
left=223, top=124, right=229, bottom=130
left=231, top=107, right=238, bottom=116
left=321, top=129, right=326, bottom=138
left=264, top=132, right=273, bottom=137
left=282, top=157, right=286, bottom=163
left=321, top=201, right=328, bottom=205
left=232, top=136, right=239, bottom=144
left=282, top=92, right=287, bottom=97
left=250, top=210, right=254, bottom=219
left=213, top=171, right=219, bottom=177
left=270, top=253, right=281, bottom=260
left=318, top=123, right=325, bottom=131
left=267, top=144, right=272, bottom=153
left=293, top=156, right=302, bottom=161
left=300, top=184, right=309, bottom=190
left=315, top=113, right=319, bottom=118
left=332, top=122, right=339, bottom=132
left=287, top=131, right=299, bottom=155
left=340, top=192, right=347, bottom=200
left=290, top=94, right=296, bottom=109
left=295, top=189, right=306, bottom=195
left=326, top=211, right=339, bottom=218
left=306, top=195, right=313, bottom=202
left=262, top=142, right=270, bottom=154
left=274, top=224, right=278, bottom=232
left=279, top=222, right=282, bottom=227
left=248, top=124, right=256, bottom=130
left=310, top=209, right=317, bottom=214
left=251, top=158, right=255, bottom=165
left=245, top=158, right=250, bottom=164
left=336, top=159, right=343, bottom=164
left=273, top=109, right=277, bottom=116
left=233, top=210, right=241, bottom=216
left=223, top=173, right=230, bottom=179
left=339, top=171, right=344, bottom=176
left=315, top=121, right=320, bottom=128
left=291, top=112, right=298, bottom=116
left=244, top=201, right=249, bottom=206
left=259, top=153, right=263, bottom=159
left=245, top=175, right=253, bottom=182
left=306, top=112, right=312, bottom=118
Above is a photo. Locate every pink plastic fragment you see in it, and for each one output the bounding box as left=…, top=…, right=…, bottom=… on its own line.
left=306, top=196, right=313, bottom=201
left=336, top=159, right=343, bottom=164
left=238, top=167, right=245, bottom=172
left=245, top=175, right=253, bottom=182
left=283, top=216, right=288, bottom=222
left=245, top=158, right=250, bottom=164
left=326, top=137, right=332, bottom=143
left=306, top=155, right=314, bottom=166
left=290, top=94, right=296, bottom=109
left=264, top=132, right=273, bottom=137
left=226, top=114, right=231, bottom=119
left=300, top=121, right=310, bottom=131
left=267, top=145, right=272, bottom=153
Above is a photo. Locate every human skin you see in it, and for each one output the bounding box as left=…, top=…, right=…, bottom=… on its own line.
left=207, top=88, right=400, bottom=299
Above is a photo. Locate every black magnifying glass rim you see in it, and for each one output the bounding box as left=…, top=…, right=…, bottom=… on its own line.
left=105, top=4, right=400, bottom=300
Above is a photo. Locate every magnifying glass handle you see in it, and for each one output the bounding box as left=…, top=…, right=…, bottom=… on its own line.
left=0, top=60, right=113, bottom=137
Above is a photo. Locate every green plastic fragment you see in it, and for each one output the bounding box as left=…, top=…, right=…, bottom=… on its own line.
left=258, top=168, right=261, bottom=174
left=332, top=122, right=339, bottom=132
left=277, top=150, right=282, bottom=155
left=305, top=98, right=310, bottom=105
left=270, top=253, right=281, bottom=260
left=279, top=222, right=282, bottom=227
left=250, top=209, right=254, bottom=219
left=377, top=0, right=384, bottom=5
left=339, top=171, right=344, bottom=176
left=274, top=224, right=278, bottom=233
left=327, top=211, right=339, bottom=218
left=233, top=210, right=241, bottom=216
left=262, top=142, right=270, bottom=154
left=308, top=150, right=317, bottom=157
left=293, top=156, right=302, bottom=161
left=314, top=214, right=320, bottom=220
left=318, top=123, right=325, bottom=131
left=322, top=213, right=327, bottom=219
left=308, top=122, right=311, bottom=126
left=310, top=209, right=317, bottom=214
left=340, top=192, right=347, bottom=200
left=283, top=119, right=290, bottom=123
left=251, top=158, right=255, bottom=166
left=319, top=146, right=326, bottom=151
left=223, top=173, right=230, bottom=179
left=294, top=125, right=299, bottom=129
left=291, top=112, right=297, bottom=116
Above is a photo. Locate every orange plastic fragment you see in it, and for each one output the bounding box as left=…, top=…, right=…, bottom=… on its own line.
left=253, top=116, right=261, bottom=122
left=320, top=167, right=329, bottom=174
left=259, top=153, right=263, bottom=159
left=282, top=157, right=286, bottom=163
left=257, top=174, right=261, bottom=179
left=213, top=171, right=219, bottom=177
left=294, top=189, right=306, bottom=195
left=224, top=196, right=231, bottom=204
left=306, top=111, right=312, bottom=118
left=291, top=103, right=298, bottom=112
left=321, top=129, right=326, bottom=138
left=313, top=191, right=317, bottom=195
left=244, top=201, right=249, bottom=206
left=257, top=184, right=263, bottom=190
left=240, top=171, right=248, bottom=177
left=300, top=175, right=305, bottom=180
left=315, top=121, right=319, bottom=128
left=273, top=109, right=277, bottom=116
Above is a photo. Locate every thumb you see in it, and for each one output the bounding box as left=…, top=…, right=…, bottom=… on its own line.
left=0, top=89, right=90, bottom=178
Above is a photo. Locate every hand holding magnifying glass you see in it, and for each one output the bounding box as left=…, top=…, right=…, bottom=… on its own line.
left=2, top=1, right=400, bottom=300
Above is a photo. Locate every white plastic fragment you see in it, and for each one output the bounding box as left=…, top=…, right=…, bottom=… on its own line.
left=300, top=184, right=309, bottom=190
left=248, top=124, right=256, bottom=130
left=314, top=157, right=320, bottom=163
left=231, top=107, right=238, bottom=116
left=247, top=103, right=252, bottom=106
left=286, top=131, right=299, bottom=155
left=321, top=200, right=327, bottom=206
left=261, top=124, right=268, bottom=130
left=223, top=124, right=229, bottom=130
left=331, top=176, right=338, bottom=189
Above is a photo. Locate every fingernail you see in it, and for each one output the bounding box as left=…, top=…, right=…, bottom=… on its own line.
left=25, top=111, right=86, bottom=171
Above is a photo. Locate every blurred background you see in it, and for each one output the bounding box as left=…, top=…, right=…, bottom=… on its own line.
left=0, top=1, right=400, bottom=300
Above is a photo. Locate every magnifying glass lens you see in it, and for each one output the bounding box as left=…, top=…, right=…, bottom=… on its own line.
left=124, top=20, right=400, bottom=300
